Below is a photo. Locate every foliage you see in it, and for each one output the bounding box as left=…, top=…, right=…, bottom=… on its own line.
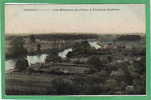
left=29, top=35, right=36, bottom=43
left=10, top=37, right=27, bottom=57
left=15, top=57, right=28, bottom=71
left=87, top=55, right=103, bottom=70
left=116, top=35, right=141, bottom=41
left=67, top=41, right=95, bottom=57
left=46, top=55, right=62, bottom=63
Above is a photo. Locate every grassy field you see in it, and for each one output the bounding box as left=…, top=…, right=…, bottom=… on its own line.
left=6, top=72, right=75, bottom=95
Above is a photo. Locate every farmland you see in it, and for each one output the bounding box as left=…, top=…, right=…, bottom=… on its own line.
left=5, top=33, right=146, bottom=95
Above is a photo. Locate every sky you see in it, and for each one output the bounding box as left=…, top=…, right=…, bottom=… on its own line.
left=5, top=4, right=145, bottom=35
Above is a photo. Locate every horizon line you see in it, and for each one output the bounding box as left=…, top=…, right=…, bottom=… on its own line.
left=5, top=32, right=146, bottom=36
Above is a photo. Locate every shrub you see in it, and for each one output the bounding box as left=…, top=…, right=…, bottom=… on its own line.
left=46, top=55, right=62, bottom=63
left=11, top=37, right=27, bottom=57
left=87, top=55, right=103, bottom=70
left=15, top=57, right=28, bottom=71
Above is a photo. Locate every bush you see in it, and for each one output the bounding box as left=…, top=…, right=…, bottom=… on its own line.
left=11, top=37, right=27, bottom=57
left=87, top=55, right=103, bottom=70
left=15, top=57, right=28, bottom=71
left=46, top=55, right=62, bottom=63
left=67, top=41, right=95, bottom=57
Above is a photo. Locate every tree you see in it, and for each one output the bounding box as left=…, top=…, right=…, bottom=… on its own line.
left=68, top=41, right=93, bottom=57
left=36, top=43, right=41, bottom=53
left=74, top=41, right=89, bottom=52
left=30, top=35, right=36, bottom=43
left=15, top=57, right=28, bottom=71
left=10, top=37, right=28, bottom=71
left=46, top=55, right=62, bottom=63
left=11, top=37, right=27, bottom=58
left=87, top=55, right=103, bottom=70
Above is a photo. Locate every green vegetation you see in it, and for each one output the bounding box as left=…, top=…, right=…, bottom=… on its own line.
left=10, top=37, right=27, bottom=58
left=15, top=58, right=28, bottom=71
left=67, top=41, right=96, bottom=57
left=87, top=55, right=103, bottom=70
left=6, top=34, right=146, bottom=95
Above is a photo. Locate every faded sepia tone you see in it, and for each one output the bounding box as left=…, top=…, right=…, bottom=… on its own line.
left=5, top=4, right=145, bottom=34
left=5, top=4, right=146, bottom=95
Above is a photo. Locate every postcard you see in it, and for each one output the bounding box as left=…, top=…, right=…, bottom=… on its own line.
left=0, top=2, right=150, bottom=100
